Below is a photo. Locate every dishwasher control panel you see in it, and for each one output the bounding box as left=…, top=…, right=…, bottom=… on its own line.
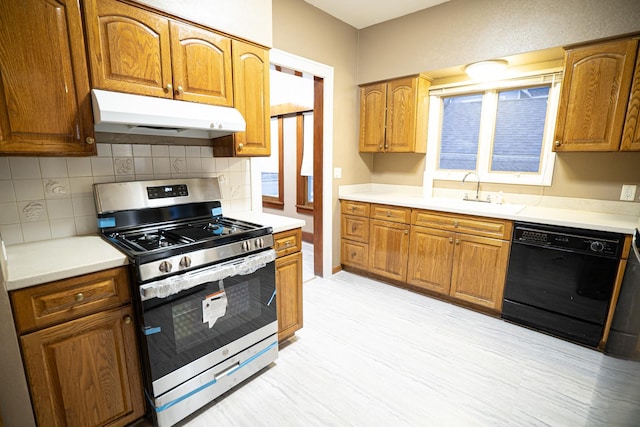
left=514, top=222, right=623, bottom=258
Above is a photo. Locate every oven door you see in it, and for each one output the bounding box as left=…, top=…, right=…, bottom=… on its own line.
left=138, top=250, right=277, bottom=397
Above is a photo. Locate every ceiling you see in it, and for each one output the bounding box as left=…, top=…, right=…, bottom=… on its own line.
left=303, top=0, right=450, bottom=29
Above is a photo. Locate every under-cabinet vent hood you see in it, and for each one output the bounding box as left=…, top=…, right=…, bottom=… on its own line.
left=91, top=89, right=245, bottom=139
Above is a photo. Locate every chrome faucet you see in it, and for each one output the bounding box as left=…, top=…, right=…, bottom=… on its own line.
left=462, top=172, right=489, bottom=202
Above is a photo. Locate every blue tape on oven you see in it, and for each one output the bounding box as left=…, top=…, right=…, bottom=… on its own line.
left=153, top=340, right=278, bottom=413
left=211, top=207, right=223, bottom=217
left=143, top=326, right=162, bottom=335
left=97, top=217, right=116, bottom=228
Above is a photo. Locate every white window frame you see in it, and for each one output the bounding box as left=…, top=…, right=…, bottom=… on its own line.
left=425, top=72, right=562, bottom=186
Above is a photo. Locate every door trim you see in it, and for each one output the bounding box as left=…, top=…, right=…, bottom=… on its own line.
left=253, top=49, right=334, bottom=277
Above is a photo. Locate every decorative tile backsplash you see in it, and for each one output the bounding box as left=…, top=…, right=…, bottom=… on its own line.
left=0, top=144, right=251, bottom=246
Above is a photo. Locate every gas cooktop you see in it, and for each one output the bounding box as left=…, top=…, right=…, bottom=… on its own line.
left=108, top=217, right=265, bottom=253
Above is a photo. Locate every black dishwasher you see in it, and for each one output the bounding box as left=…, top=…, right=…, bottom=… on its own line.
left=502, top=222, right=624, bottom=347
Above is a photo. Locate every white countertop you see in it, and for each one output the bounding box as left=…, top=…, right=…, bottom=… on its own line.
left=232, top=211, right=306, bottom=233
left=2, top=212, right=304, bottom=291
left=4, top=236, right=128, bottom=291
left=339, top=185, right=640, bottom=235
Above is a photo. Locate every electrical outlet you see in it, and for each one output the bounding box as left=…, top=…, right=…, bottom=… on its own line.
left=620, top=184, right=637, bottom=201
left=333, top=167, right=342, bottom=179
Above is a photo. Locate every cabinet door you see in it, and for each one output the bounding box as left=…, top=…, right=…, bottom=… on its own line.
left=226, top=40, right=270, bottom=156
left=554, top=38, right=638, bottom=152
left=84, top=0, right=173, bottom=98
left=621, top=48, right=640, bottom=151
left=341, top=215, right=370, bottom=243
left=368, top=219, right=410, bottom=282
left=341, top=239, right=369, bottom=269
left=20, top=305, right=144, bottom=427
left=359, top=83, right=386, bottom=152
left=276, top=251, right=303, bottom=342
left=385, top=77, right=417, bottom=152
left=0, top=0, right=95, bottom=156
left=169, top=21, right=233, bottom=106
left=450, top=234, right=510, bottom=310
left=407, top=227, right=455, bottom=295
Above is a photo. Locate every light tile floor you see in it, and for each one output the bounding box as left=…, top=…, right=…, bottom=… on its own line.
left=175, top=270, right=640, bottom=426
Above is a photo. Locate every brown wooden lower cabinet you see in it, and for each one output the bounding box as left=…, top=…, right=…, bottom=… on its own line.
left=273, top=228, right=304, bottom=341
left=368, top=218, right=411, bottom=282
left=20, top=306, right=144, bottom=427
left=10, top=267, right=144, bottom=427
left=339, top=199, right=513, bottom=313
left=276, top=251, right=303, bottom=341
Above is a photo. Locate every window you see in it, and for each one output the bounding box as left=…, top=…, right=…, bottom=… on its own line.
left=261, top=117, right=284, bottom=209
left=296, top=112, right=314, bottom=212
left=427, top=73, right=561, bottom=186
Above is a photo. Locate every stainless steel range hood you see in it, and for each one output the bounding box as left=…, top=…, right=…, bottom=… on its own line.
left=91, top=89, right=245, bottom=139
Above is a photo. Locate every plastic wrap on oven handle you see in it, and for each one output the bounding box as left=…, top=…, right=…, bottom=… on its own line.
left=139, top=249, right=277, bottom=300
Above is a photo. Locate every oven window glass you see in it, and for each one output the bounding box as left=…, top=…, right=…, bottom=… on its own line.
left=171, top=278, right=261, bottom=353
left=140, top=261, right=276, bottom=384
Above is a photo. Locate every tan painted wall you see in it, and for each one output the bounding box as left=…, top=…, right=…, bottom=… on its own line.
left=134, top=0, right=272, bottom=46
left=272, top=0, right=368, bottom=270
left=360, top=0, right=640, bottom=201
left=358, top=0, right=640, bottom=84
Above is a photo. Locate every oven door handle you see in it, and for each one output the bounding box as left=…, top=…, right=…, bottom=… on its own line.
left=140, top=249, right=276, bottom=300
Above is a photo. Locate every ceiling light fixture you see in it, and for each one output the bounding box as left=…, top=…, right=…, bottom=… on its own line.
left=464, top=60, right=508, bottom=80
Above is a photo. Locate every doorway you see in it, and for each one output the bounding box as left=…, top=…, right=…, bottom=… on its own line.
left=251, top=49, right=333, bottom=277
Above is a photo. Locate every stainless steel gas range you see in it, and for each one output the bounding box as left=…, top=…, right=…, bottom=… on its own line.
left=94, top=178, right=278, bottom=427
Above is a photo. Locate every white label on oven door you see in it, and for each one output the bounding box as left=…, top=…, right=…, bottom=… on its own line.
left=203, top=290, right=228, bottom=328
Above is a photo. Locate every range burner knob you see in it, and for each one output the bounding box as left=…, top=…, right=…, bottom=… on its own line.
left=255, top=238, right=264, bottom=248
left=590, top=241, right=605, bottom=253
left=179, top=256, right=192, bottom=268
left=159, top=261, right=173, bottom=273
left=242, top=241, right=251, bottom=251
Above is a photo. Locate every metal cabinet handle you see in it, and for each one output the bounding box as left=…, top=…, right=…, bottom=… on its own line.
left=404, top=229, right=408, bottom=235
left=75, top=293, right=84, bottom=302
left=453, top=220, right=459, bottom=228
left=455, top=239, right=460, bottom=245
left=85, top=137, right=95, bottom=144
left=449, top=237, right=453, bottom=243
left=237, top=143, right=244, bottom=151
left=124, top=316, right=132, bottom=325
left=165, top=83, right=173, bottom=92
left=176, top=85, right=184, bottom=94
left=555, top=140, right=561, bottom=147
left=386, top=210, right=391, bottom=217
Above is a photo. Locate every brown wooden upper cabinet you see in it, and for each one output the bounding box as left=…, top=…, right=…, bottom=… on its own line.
left=213, top=40, right=271, bottom=157
left=359, top=75, right=431, bottom=153
left=554, top=36, right=640, bottom=152
left=0, top=0, right=96, bottom=156
left=83, top=0, right=233, bottom=106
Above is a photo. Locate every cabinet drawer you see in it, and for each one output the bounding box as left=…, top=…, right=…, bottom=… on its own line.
left=341, top=239, right=369, bottom=269
left=370, top=204, right=411, bottom=223
left=412, top=210, right=512, bottom=240
left=341, top=200, right=370, bottom=217
left=341, top=215, right=370, bottom=243
left=11, top=267, right=131, bottom=334
left=273, top=228, right=302, bottom=258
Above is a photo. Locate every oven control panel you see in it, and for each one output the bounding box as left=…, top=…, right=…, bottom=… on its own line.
left=147, top=184, right=189, bottom=199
